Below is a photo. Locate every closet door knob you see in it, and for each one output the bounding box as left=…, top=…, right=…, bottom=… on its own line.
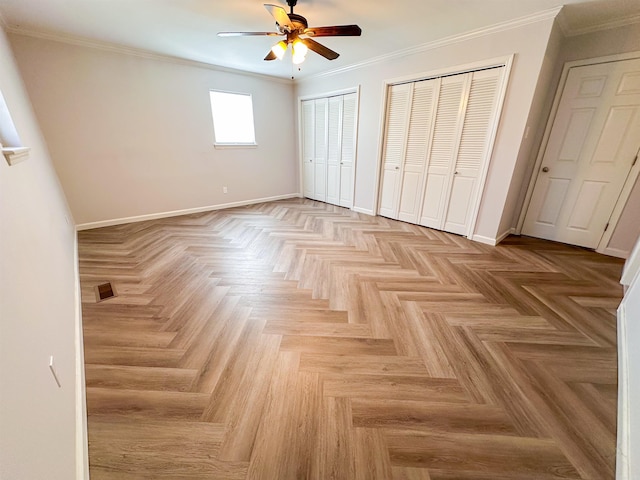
left=395, top=166, right=399, bottom=170
left=542, top=166, right=549, bottom=172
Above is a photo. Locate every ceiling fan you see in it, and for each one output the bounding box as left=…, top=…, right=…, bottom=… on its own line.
left=218, top=0, right=362, bottom=64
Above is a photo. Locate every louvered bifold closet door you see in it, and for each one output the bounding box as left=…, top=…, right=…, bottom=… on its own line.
left=339, top=93, right=357, bottom=207
left=419, top=74, right=468, bottom=229
left=313, top=98, right=328, bottom=201
left=326, top=96, right=343, bottom=206
left=302, top=100, right=315, bottom=199
left=379, top=83, right=411, bottom=218
left=398, top=79, right=438, bottom=223
left=444, top=68, right=503, bottom=235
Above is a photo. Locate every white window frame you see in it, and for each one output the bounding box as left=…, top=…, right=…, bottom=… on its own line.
left=209, top=90, right=257, bottom=148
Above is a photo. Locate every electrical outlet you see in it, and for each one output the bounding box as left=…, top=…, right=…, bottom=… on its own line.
left=223, top=186, right=228, bottom=194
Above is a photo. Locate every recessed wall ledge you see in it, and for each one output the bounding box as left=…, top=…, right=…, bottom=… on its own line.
left=2, top=146, right=31, bottom=165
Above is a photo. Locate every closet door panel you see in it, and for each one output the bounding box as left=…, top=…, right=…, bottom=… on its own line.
left=314, top=98, right=328, bottom=201
left=326, top=96, right=343, bottom=206
left=379, top=84, right=411, bottom=218
left=339, top=93, right=357, bottom=207
left=398, top=79, right=437, bottom=223
left=444, top=176, right=475, bottom=234
left=444, top=69, right=502, bottom=235
left=380, top=168, right=400, bottom=214
left=419, top=75, right=467, bottom=228
left=302, top=100, right=315, bottom=199
left=421, top=173, right=448, bottom=227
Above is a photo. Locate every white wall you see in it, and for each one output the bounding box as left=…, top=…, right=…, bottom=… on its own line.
left=618, top=235, right=640, bottom=480
left=609, top=174, right=640, bottom=258
left=502, top=19, right=565, bottom=236
left=0, top=27, right=82, bottom=480
left=8, top=34, right=299, bottom=227
left=559, top=22, right=640, bottom=65
left=295, top=13, right=557, bottom=241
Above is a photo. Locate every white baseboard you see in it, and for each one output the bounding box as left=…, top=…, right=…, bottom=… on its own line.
left=75, top=194, right=300, bottom=231
left=472, top=228, right=514, bottom=246
left=352, top=206, right=375, bottom=216
left=600, top=246, right=630, bottom=260
left=617, top=302, right=630, bottom=480
left=496, top=228, right=516, bottom=245
left=73, top=234, right=89, bottom=479
left=471, top=234, right=497, bottom=246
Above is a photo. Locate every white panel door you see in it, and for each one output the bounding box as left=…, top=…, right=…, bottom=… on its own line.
left=326, top=96, right=343, bottom=206
left=379, top=83, right=411, bottom=218
left=339, top=93, right=357, bottom=208
left=419, top=75, right=467, bottom=229
left=523, top=58, right=640, bottom=248
left=445, top=68, right=503, bottom=235
left=313, top=98, right=328, bottom=202
left=398, top=79, right=437, bottom=223
left=302, top=100, right=315, bottom=199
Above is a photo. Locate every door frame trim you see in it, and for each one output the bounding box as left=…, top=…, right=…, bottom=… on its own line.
left=516, top=51, right=640, bottom=256
left=373, top=54, right=514, bottom=240
left=297, top=86, right=361, bottom=209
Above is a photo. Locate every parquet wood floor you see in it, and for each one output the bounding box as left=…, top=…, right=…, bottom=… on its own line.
left=78, top=199, right=624, bottom=480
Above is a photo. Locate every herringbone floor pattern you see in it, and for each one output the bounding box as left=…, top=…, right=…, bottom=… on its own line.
left=79, top=199, right=624, bottom=479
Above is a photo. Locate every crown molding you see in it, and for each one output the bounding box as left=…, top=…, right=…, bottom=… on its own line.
left=5, top=26, right=294, bottom=85
left=301, top=6, right=562, bottom=82
left=559, top=13, right=640, bottom=37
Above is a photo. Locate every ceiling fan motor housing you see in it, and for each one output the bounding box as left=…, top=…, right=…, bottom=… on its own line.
left=288, top=13, right=308, bottom=31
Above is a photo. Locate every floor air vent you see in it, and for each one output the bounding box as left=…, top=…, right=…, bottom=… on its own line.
left=95, top=282, right=117, bottom=302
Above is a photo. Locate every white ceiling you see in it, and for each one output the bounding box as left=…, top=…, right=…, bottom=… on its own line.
left=0, top=0, right=639, bottom=79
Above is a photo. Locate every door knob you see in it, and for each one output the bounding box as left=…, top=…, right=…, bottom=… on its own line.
left=395, top=166, right=399, bottom=170
left=542, top=166, right=549, bottom=172
left=454, top=171, right=459, bottom=175
left=310, top=159, right=313, bottom=162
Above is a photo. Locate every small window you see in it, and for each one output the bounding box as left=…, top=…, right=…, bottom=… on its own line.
left=209, top=90, right=256, bottom=147
left=0, top=89, right=30, bottom=166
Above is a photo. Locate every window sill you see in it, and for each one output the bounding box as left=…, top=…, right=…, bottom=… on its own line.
left=2, top=146, right=30, bottom=166
left=214, top=143, right=258, bottom=150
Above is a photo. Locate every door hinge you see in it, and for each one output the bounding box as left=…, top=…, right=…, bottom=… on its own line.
left=604, top=222, right=609, bottom=232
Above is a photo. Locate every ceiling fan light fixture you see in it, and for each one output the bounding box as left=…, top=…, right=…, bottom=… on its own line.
left=291, top=38, right=308, bottom=64
left=292, top=38, right=308, bottom=58
left=271, top=40, right=287, bottom=60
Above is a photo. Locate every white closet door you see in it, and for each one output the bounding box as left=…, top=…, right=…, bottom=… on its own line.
left=523, top=58, right=640, bottom=248
left=314, top=98, right=328, bottom=201
left=302, top=100, right=315, bottom=199
left=339, top=93, right=357, bottom=207
left=419, top=75, right=467, bottom=229
left=444, top=68, right=502, bottom=235
left=326, top=96, right=343, bottom=206
left=398, top=79, right=437, bottom=223
left=379, top=83, right=411, bottom=218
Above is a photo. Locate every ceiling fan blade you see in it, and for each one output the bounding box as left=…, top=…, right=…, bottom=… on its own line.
left=264, top=4, right=294, bottom=31
left=302, top=38, right=339, bottom=60
left=218, top=31, right=282, bottom=37
left=264, top=50, right=277, bottom=61
left=304, top=25, right=362, bottom=37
